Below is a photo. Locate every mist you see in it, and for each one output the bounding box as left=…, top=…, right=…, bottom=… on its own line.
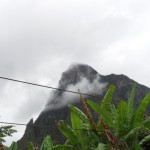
left=44, top=65, right=108, bottom=111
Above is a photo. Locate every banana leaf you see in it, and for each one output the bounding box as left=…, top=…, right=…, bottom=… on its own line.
left=40, top=135, right=53, bottom=150
left=87, top=100, right=114, bottom=128
left=58, top=120, right=78, bottom=146
left=27, top=142, right=34, bottom=150
left=133, top=93, right=150, bottom=128
left=101, top=85, right=115, bottom=112
left=51, top=145, right=73, bottom=150
left=71, top=112, right=89, bottom=149
left=139, top=135, right=150, bottom=145
left=116, top=101, right=129, bottom=136
left=8, top=142, right=17, bottom=150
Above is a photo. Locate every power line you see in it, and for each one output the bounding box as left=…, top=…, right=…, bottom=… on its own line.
left=0, top=76, right=140, bottom=105
left=0, top=121, right=94, bottom=131
left=0, top=76, right=102, bottom=99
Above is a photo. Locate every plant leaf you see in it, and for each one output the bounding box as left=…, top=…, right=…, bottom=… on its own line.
left=95, top=143, right=109, bottom=150
left=87, top=100, right=114, bottom=128
left=8, top=142, right=17, bottom=150
left=110, top=104, right=117, bottom=121
left=51, top=145, right=73, bottom=150
left=143, top=117, right=150, bottom=129
left=128, top=84, right=136, bottom=117
left=40, top=135, right=53, bottom=150
left=27, top=142, right=34, bottom=150
left=58, top=120, right=78, bottom=146
left=71, top=112, right=89, bottom=149
left=139, top=135, right=150, bottom=145
left=101, top=85, right=115, bottom=111
left=125, top=127, right=141, bottom=140
left=68, top=105, right=89, bottom=125
left=116, top=101, right=129, bottom=136
left=133, top=93, right=150, bottom=127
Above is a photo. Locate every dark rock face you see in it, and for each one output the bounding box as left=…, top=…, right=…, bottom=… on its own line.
left=18, top=64, right=150, bottom=149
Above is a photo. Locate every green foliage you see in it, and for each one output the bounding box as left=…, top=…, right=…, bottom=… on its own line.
left=40, top=135, right=53, bottom=150
left=128, top=84, right=136, bottom=119
left=101, top=84, right=115, bottom=112
left=143, top=117, right=150, bottom=128
left=27, top=142, right=34, bottom=150
left=87, top=100, right=115, bottom=128
left=39, top=135, right=73, bottom=150
left=87, top=84, right=150, bottom=149
left=58, top=120, right=79, bottom=147
left=68, top=105, right=89, bottom=127
left=51, top=145, right=73, bottom=150
left=0, top=125, right=16, bottom=143
left=8, top=142, right=17, bottom=150
left=139, top=135, right=150, bottom=145
left=116, top=100, right=129, bottom=136
left=133, top=93, right=150, bottom=128
left=70, top=112, right=88, bottom=149
left=95, top=143, right=109, bottom=150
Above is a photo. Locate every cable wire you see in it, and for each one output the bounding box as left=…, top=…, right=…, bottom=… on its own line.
left=0, top=121, right=95, bottom=131
left=0, top=76, right=103, bottom=99
left=0, top=76, right=140, bottom=104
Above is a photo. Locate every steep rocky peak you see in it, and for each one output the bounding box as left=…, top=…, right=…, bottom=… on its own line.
left=58, top=64, right=99, bottom=89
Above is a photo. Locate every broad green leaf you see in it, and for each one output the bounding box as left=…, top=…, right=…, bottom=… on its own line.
left=68, top=105, right=89, bottom=124
left=110, top=104, right=117, bottom=121
left=71, top=112, right=83, bottom=133
left=27, top=142, right=34, bottom=150
left=65, top=140, right=71, bottom=146
left=133, top=142, right=143, bottom=150
left=101, top=85, right=115, bottom=111
left=128, top=84, right=136, bottom=117
left=8, top=142, right=17, bottom=150
left=58, top=120, right=78, bottom=145
left=143, top=117, right=150, bottom=129
left=69, top=105, right=91, bottom=130
left=139, top=135, right=150, bottom=145
left=116, top=101, right=129, bottom=136
left=40, top=135, right=53, bottom=150
left=87, top=100, right=114, bottom=128
left=125, top=127, right=141, bottom=140
left=133, top=93, right=150, bottom=127
left=71, top=112, right=89, bottom=149
left=51, top=145, right=73, bottom=150
left=95, top=143, right=109, bottom=150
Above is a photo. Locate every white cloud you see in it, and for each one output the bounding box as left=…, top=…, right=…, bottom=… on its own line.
left=62, top=75, right=107, bottom=104
left=45, top=75, right=107, bottom=111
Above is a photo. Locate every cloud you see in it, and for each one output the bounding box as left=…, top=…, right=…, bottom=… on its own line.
left=62, top=75, right=107, bottom=104
left=45, top=74, right=107, bottom=111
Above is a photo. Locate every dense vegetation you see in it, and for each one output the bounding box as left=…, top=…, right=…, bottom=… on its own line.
left=2, top=84, right=150, bottom=150
left=0, top=125, right=16, bottom=149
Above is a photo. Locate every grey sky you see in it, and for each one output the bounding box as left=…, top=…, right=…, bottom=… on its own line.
left=0, top=0, right=150, bottom=146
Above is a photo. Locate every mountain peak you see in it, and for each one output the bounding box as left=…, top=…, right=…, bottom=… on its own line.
left=45, top=63, right=105, bottom=110
left=59, top=64, right=99, bottom=89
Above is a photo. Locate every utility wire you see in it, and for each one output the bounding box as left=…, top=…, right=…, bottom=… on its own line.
left=0, top=76, right=140, bottom=105
left=0, top=76, right=103, bottom=99
left=0, top=121, right=95, bottom=131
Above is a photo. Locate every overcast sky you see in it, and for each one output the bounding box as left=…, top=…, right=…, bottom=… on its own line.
left=1, top=0, right=150, bottom=146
